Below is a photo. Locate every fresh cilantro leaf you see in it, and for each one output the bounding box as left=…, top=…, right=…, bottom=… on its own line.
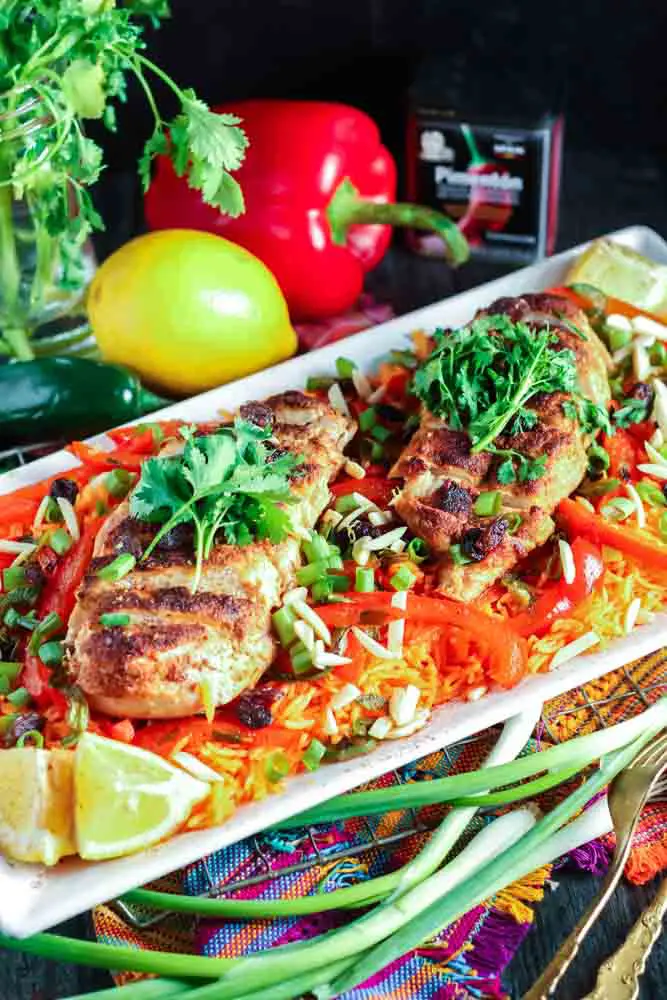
left=130, top=417, right=301, bottom=591
left=613, top=396, right=650, bottom=429
left=496, top=458, right=517, bottom=485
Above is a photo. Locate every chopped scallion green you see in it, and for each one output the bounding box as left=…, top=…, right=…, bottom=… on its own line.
left=505, top=513, right=523, bottom=535
left=355, top=567, right=375, bottom=593
left=296, top=560, right=329, bottom=587
left=390, top=565, right=417, bottom=591
left=272, top=606, right=297, bottom=647
left=38, top=641, right=64, bottom=666
left=327, top=572, right=350, bottom=593
left=406, top=537, right=429, bottom=563
left=99, top=613, right=131, bottom=628
left=370, top=441, right=385, bottom=463
left=105, top=468, right=134, bottom=499
left=336, top=357, right=357, bottom=379
left=578, top=477, right=621, bottom=497
left=96, top=554, right=136, bottom=582
left=306, top=376, right=335, bottom=391
left=359, top=407, right=378, bottom=432
left=302, top=738, right=327, bottom=771
left=607, top=326, right=632, bottom=352
left=3, top=608, right=37, bottom=630
left=303, top=532, right=332, bottom=564
left=371, top=425, right=391, bottom=443
left=265, top=750, right=291, bottom=784
left=0, top=662, right=21, bottom=682
left=327, top=552, right=344, bottom=571
left=28, top=611, right=63, bottom=655
left=473, top=491, right=501, bottom=517
left=334, top=494, right=359, bottom=514
left=2, top=566, right=26, bottom=591
left=587, top=444, right=610, bottom=474
left=650, top=341, right=667, bottom=366
left=16, top=729, right=44, bottom=748
left=449, top=544, right=473, bottom=566
left=310, top=578, right=333, bottom=602
left=7, top=687, right=31, bottom=708
left=291, top=643, right=314, bottom=675
left=49, top=528, right=72, bottom=555
left=600, top=497, right=635, bottom=522
left=635, top=481, right=666, bottom=507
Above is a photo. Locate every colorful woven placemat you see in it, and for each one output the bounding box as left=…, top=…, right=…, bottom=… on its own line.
left=93, top=649, right=666, bottom=998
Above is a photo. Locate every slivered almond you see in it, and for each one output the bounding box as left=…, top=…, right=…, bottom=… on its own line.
left=32, top=494, right=51, bottom=533
left=388, top=708, right=430, bottom=739
left=389, top=685, right=420, bottom=726
left=291, top=601, right=332, bottom=644
left=636, top=463, right=667, bottom=481
left=56, top=496, right=80, bottom=541
left=632, top=343, right=651, bottom=381
left=283, top=587, right=308, bottom=606
left=624, top=482, right=646, bottom=527
left=558, top=539, right=576, bottom=585
left=322, top=707, right=338, bottom=736
left=330, top=683, right=361, bottom=710
left=632, top=315, right=667, bottom=339
left=328, top=383, right=350, bottom=417
left=352, top=369, right=372, bottom=400
left=368, top=716, right=392, bottom=739
left=351, top=626, right=395, bottom=660
left=624, top=598, right=641, bottom=634
left=344, top=460, right=366, bottom=479
left=367, top=384, right=387, bottom=404
left=294, top=620, right=315, bottom=652
left=550, top=630, right=600, bottom=668
left=644, top=441, right=667, bottom=468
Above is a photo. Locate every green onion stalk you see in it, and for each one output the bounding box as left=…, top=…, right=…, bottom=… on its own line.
left=2, top=699, right=664, bottom=1000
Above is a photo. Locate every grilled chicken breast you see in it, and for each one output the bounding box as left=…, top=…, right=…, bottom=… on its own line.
left=66, top=392, right=355, bottom=719
left=391, top=294, right=611, bottom=601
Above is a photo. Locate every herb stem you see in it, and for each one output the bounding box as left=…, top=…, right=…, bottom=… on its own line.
left=131, top=51, right=189, bottom=105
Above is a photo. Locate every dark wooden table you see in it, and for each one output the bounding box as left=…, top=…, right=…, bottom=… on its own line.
left=2, top=144, right=666, bottom=1000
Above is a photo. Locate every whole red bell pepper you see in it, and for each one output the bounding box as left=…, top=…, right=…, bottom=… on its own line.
left=144, top=100, right=469, bottom=320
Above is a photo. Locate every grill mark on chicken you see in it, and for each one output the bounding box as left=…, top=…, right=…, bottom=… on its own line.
left=391, top=294, right=611, bottom=601
left=66, top=391, right=355, bottom=718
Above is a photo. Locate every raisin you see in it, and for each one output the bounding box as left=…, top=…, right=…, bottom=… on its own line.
left=432, top=481, right=472, bottom=515
left=462, top=518, right=508, bottom=561
left=49, top=477, right=79, bottom=504
left=23, top=561, right=46, bottom=588
left=629, top=381, right=653, bottom=404
left=236, top=688, right=279, bottom=729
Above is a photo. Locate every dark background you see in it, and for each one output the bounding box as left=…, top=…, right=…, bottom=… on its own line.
left=5, top=2, right=667, bottom=997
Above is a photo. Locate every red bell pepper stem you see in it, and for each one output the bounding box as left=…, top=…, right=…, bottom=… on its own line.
left=326, top=178, right=470, bottom=267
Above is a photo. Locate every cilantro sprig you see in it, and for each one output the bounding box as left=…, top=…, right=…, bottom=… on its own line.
left=0, top=1, right=247, bottom=359
left=412, top=314, right=609, bottom=482
left=130, top=420, right=301, bottom=592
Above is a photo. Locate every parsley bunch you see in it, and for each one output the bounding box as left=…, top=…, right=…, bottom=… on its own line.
left=412, top=314, right=608, bottom=484
left=130, top=420, right=301, bottom=592
left=0, top=1, right=247, bottom=359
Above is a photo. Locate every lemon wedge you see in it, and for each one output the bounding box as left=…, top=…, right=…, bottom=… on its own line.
left=0, top=749, right=76, bottom=865
left=74, top=733, right=210, bottom=861
left=567, top=239, right=667, bottom=318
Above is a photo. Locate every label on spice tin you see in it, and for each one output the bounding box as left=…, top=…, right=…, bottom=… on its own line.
left=407, top=112, right=563, bottom=263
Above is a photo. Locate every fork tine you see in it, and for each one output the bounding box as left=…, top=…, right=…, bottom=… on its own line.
left=631, top=730, right=667, bottom=768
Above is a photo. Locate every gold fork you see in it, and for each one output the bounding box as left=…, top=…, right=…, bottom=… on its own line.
left=523, top=728, right=667, bottom=1000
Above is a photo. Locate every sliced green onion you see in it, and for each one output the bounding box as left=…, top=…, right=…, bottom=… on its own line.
left=607, top=326, right=632, bottom=352
left=297, top=560, right=329, bottom=587
left=370, top=441, right=385, bottom=463
left=3, top=608, right=37, bottom=630
left=327, top=552, right=344, bottom=571
left=650, top=341, right=667, bottom=366
left=7, top=687, right=31, bottom=708
left=449, top=544, right=473, bottom=566
left=38, top=641, right=64, bottom=666
left=473, top=490, right=501, bottom=517
left=265, top=750, right=291, bottom=784
left=328, top=572, right=350, bottom=593
left=105, top=468, right=134, bottom=499
left=336, top=357, right=357, bottom=379
left=95, top=499, right=109, bottom=517
left=306, top=376, right=335, bottom=391
left=406, top=537, right=429, bottom=562
left=99, top=613, right=131, bottom=628
left=334, top=494, right=360, bottom=515
left=600, top=497, right=635, bottom=522
left=660, top=511, right=667, bottom=541
left=44, top=497, right=62, bottom=523
left=355, top=567, right=375, bottom=593
left=579, top=477, right=621, bottom=497
left=359, top=407, right=378, bottom=432
left=390, top=565, right=417, bottom=591
left=16, top=729, right=44, bottom=748
left=587, top=444, right=610, bottom=474
left=505, top=512, right=523, bottom=534
left=2, top=566, right=26, bottom=591
left=96, top=553, right=136, bottom=582
left=135, top=422, right=165, bottom=446
left=272, top=606, right=297, bottom=647
left=635, top=480, right=666, bottom=507
left=388, top=348, right=417, bottom=367
left=302, top=738, right=327, bottom=772
left=291, top=642, right=313, bottom=674
left=303, top=532, right=332, bottom=563
left=310, top=578, right=334, bottom=602
left=371, top=424, right=391, bottom=443
left=0, top=662, right=21, bottom=682
left=49, top=528, right=72, bottom=555
left=28, top=611, right=63, bottom=654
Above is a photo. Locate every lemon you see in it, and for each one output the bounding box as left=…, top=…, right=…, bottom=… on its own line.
left=87, top=230, right=298, bottom=396
left=0, top=749, right=76, bottom=865
left=74, top=733, right=210, bottom=861
left=567, top=239, right=667, bottom=318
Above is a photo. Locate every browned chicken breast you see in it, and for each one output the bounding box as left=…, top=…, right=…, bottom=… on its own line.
left=66, top=392, right=355, bottom=719
left=391, top=293, right=611, bottom=601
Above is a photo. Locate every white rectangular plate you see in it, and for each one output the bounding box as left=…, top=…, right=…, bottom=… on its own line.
left=1, top=225, right=666, bottom=938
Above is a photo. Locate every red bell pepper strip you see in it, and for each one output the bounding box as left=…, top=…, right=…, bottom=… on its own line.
left=21, top=517, right=103, bottom=699
left=315, top=591, right=527, bottom=689
left=510, top=538, right=604, bottom=638
left=602, top=429, right=639, bottom=481
left=145, top=100, right=469, bottom=321
left=329, top=476, right=395, bottom=507
left=558, top=497, right=667, bottom=571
